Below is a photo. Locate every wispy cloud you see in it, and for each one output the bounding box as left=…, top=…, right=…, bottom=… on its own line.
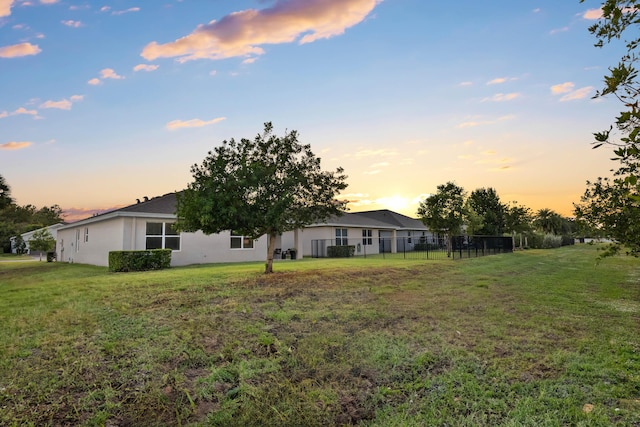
left=1, top=141, right=32, bottom=150
left=141, top=0, right=379, bottom=63
left=112, top=7, right=140, bottom=16
left=458, top=115, right=515, bottom=128
left=550, top=26, right=569, bottom=35
left=39, top=95, right=83, bottom=110
left=166, top=117, right=226, bottom=130
left=481, top=93, right=521, bottom=102
left=486, top=76, right=517, bottom=85
left=559, top=86, right=594, bottom=101
left=0, top=107, right=39, bottom=118
left=61, top=20, right=82, bottom=28
left=458, top=81, right=472, bottom=87
left=133, top=64, right=159, bottom=72
left=88, top=68, right=125, bottom=85
left=0, top=42, right=41, bottom=58
left=550, top=82, right=593, bottom=101
left=550, top=82, right=574, bottom=94
left=355, top=149, right=398, bottom=158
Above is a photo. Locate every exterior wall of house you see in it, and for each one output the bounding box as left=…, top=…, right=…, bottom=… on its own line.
left=57, top=215, right=270, bottom=267
left=171, top=229, right=268, bottom=266
left=302, top=226, right=386, bottom=257
left=395, top=229, right=435, bottom=252
left=57, top=217, right=126, bottom=266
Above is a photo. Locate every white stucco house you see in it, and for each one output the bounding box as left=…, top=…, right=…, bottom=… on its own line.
left=55, top=192, right=435, bottom=267
left=11, top=223, right=65, bottom=255
left=303, top=209, right=436, bottom=257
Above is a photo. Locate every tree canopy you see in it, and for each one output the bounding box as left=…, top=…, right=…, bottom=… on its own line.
left=467, top=187, right=506, bottom=235
left=28, top=228, right=56, bottom=261
left=176, top=122, right=348, bottom=273
left=0, top=174, right=64, bottom=253
left=417, top=182, right=466, bottom=256
left=575, top=0, right=640, bottom=256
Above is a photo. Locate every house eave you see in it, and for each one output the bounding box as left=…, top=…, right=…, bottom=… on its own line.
left=58, top=211, right=177, bottom=229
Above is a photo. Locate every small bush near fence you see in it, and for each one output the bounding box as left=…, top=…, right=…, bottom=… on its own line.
left=526, top=233, right=575, bottom=249
left=327, top=245, right=356, bottom=258
left=108, top=249, right=171, bottom=272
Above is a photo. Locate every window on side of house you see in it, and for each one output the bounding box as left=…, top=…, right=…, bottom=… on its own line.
left=362, top=229, right=373, bottom=245
left=336, top=228, right=348, bottom=246
left=75, top=229, right=80, bottom=252
left=230, top=231, right=254, bottom=249
left=84, top=227, right=89, bottom=243
left=146, top=222, right=181, bottom=251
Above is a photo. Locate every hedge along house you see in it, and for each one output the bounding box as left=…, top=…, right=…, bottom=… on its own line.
left=55, top=193, right=300, bottom=267
left=302, top=209, right=436, bottom=258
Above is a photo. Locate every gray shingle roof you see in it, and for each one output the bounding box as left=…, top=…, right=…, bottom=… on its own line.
left=312, top=209, right=427, bottom=230
left=119, top=193, right=177, bottom=215
left=63, top=192, right=426, bottom=231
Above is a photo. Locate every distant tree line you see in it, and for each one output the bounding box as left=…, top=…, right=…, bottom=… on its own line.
left=418, top=182, right=586, bottom=253
left=0, top=174, right=64, bottom=253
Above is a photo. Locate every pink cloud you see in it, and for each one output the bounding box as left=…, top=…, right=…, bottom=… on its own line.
left=583, top=8, right=603, bottom=20
left=560, top=86, right=594, bottom=101
left=551, top=82, right=575, bottom=94
left=1, top=141, right=32, bottom=150
left=166, top=117, right=226, bottom=130
left=141, top=0, right=379, bottom=62
left=133, top=63, right=159, bottom=72
left=0, top=0, right=14, bottom=17
left=0, top=42, right=42, bottom=58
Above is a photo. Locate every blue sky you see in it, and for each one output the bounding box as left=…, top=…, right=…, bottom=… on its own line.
left=0, top=0, right=625, bottom=221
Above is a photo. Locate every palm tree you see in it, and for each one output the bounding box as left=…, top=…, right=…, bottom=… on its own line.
left=534, top=208, right=562, bottom=235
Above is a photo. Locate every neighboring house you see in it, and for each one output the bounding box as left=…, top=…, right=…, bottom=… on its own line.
left=55, top=193, right=286, bottom=267
left=11, top=223, right=65, bottom=255
left=301, top=209, right=436, bottom=257
left=55, top=192, right=434, bottom=267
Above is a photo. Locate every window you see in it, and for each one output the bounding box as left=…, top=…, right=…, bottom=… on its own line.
left=336, top=228, right=348, bottom=246
left=230, top=231, right=254, bottom=249
left=362, top=229, right=373, bottom=245
left=146, top=222, right=181, bottom=250
left=84, top=227, right=89, bottom=243
left=75, top=229, right=80, bottom=252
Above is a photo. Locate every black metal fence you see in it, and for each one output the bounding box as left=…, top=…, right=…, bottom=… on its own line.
left=310, top=235, right=513, bottom=260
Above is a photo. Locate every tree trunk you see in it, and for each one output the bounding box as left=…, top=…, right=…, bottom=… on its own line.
left=265, top=232, right=277, bottom=274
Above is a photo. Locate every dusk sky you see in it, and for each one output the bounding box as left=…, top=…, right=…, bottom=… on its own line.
left=0, top=0, right=626, bottom=222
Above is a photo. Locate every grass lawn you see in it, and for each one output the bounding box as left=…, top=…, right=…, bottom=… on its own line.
left=0, top=245, right=639, bottom=426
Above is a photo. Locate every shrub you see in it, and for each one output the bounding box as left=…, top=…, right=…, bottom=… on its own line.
left=561, top=235, right=575, bottom=246
left=542, top=234, right=562, bottom=249
left=108, top=249, right=171, bottom=272
left=327, top=245, right=355, bottom=258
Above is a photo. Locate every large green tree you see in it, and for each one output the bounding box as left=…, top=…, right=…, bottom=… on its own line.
left=176, top=122, right=348, bottom=273
left=467, top=187, right=506, bottom=235
left=417, top=182, right=466, bottom=257
left=576, top=0, right=640, bottom=256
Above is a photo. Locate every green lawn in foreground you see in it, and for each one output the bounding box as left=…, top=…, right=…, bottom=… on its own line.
left=0, top=245, right=639, bottom=426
